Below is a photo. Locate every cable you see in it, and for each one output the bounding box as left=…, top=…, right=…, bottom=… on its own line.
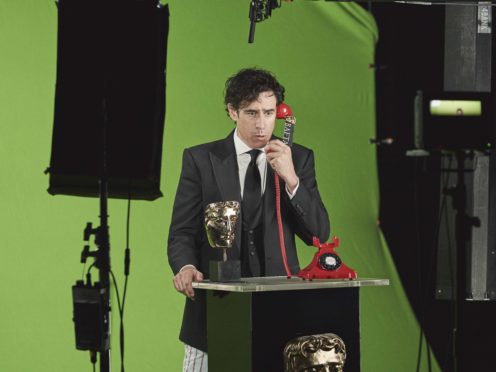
left=110, top=269, right=125, bottom=372
left=123, top=197, right=131, bottom=308
left=274, top=173, right=292, bottom=278
left=112, top=195, right=132, bottom=372
left=120, top=196, right=132, bottom=372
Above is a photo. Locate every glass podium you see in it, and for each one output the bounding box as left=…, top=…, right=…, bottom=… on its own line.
left=193, top=277, right=389, bottom=372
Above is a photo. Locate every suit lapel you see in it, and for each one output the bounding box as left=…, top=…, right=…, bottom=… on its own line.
left=209, top=132, right=241, bottom=202
left=209, top=132, right=242, bottom=259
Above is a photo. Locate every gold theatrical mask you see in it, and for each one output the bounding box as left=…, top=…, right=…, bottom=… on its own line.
left=283, top=333, right=346, bottom=372
left=205, top=201, right=240, bottom=261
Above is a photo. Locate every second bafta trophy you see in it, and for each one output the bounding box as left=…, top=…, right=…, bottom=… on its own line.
left=205, top=201, right=241, bottom=282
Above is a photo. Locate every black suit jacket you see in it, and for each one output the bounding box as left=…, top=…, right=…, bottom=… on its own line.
left=167, top=131, right=330, bottom=351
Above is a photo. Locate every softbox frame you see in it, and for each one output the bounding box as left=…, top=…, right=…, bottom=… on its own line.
left=47, top=0, right=169, bottom=201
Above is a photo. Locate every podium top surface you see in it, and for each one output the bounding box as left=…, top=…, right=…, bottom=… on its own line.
left=192, top=276, right=389, bottom=293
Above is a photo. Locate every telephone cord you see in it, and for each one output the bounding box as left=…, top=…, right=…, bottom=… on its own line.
left=274, top=173, right=292, bottom=278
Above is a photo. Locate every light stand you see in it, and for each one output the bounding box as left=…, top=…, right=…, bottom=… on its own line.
left=74, top=97, right=113, bottom=371
left=87, top=176, right=112, bottom=371
left=49, top=2, right=170, bottom=371
left=444, top=150, right=480, bottom=372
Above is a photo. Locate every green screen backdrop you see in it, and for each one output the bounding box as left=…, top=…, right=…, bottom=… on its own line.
left=0, top=0, right=439, bottom=371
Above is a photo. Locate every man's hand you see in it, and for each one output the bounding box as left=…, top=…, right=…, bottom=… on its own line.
left=173, top=266, right=204, bottom=300
left=265, top=139, right=299, bottom=193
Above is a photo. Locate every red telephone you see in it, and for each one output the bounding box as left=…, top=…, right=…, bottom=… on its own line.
left=275, top=104, right=357, bottom=280
left=298, top=237, right=357, bottom=280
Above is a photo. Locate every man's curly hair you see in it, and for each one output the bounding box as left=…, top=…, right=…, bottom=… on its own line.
left=224, top=68, right=285, bottom=114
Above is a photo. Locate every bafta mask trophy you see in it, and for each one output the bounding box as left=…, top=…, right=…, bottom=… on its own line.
left=283, top=333, right=347, bottom=372
left=205, top=201, right=241, bottom=282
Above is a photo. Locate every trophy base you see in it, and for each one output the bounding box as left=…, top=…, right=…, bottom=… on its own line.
left=209, top=260, right=241, bottom=282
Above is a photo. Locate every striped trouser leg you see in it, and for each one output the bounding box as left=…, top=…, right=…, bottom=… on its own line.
left=183, top=344, right=208, bottom=372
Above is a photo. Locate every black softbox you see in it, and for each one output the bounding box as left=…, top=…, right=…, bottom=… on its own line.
left=47, top=0, right=169, bottom=200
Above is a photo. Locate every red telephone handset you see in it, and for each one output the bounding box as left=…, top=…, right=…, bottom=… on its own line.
left=276, top=103, right=295, bottom=147
left=274, top=103, right=295, bottom=277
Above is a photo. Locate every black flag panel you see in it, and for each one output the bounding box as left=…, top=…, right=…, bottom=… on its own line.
left=48, top=0, right=169, bottom=200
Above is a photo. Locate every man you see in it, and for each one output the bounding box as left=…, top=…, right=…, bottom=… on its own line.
left=168, top=68, right=330, bottom=371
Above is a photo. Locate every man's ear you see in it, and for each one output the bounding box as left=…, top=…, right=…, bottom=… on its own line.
left=227, top=104, right=238, bottom=122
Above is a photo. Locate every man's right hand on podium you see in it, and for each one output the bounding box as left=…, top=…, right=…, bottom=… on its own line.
left=173, top=265, right=204, bottom=300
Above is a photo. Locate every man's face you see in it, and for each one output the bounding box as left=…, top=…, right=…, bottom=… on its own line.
left=227, top=91, right=277, bottom=149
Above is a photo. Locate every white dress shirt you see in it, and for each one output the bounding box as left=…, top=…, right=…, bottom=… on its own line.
left=234, top=128, right=268, bottom=197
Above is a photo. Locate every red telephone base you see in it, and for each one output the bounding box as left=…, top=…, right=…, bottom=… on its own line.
left=297, top=236, right=357, bottom=280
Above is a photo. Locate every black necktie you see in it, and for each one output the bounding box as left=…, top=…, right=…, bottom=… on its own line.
left=242, top=149, right=262, bottom=224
